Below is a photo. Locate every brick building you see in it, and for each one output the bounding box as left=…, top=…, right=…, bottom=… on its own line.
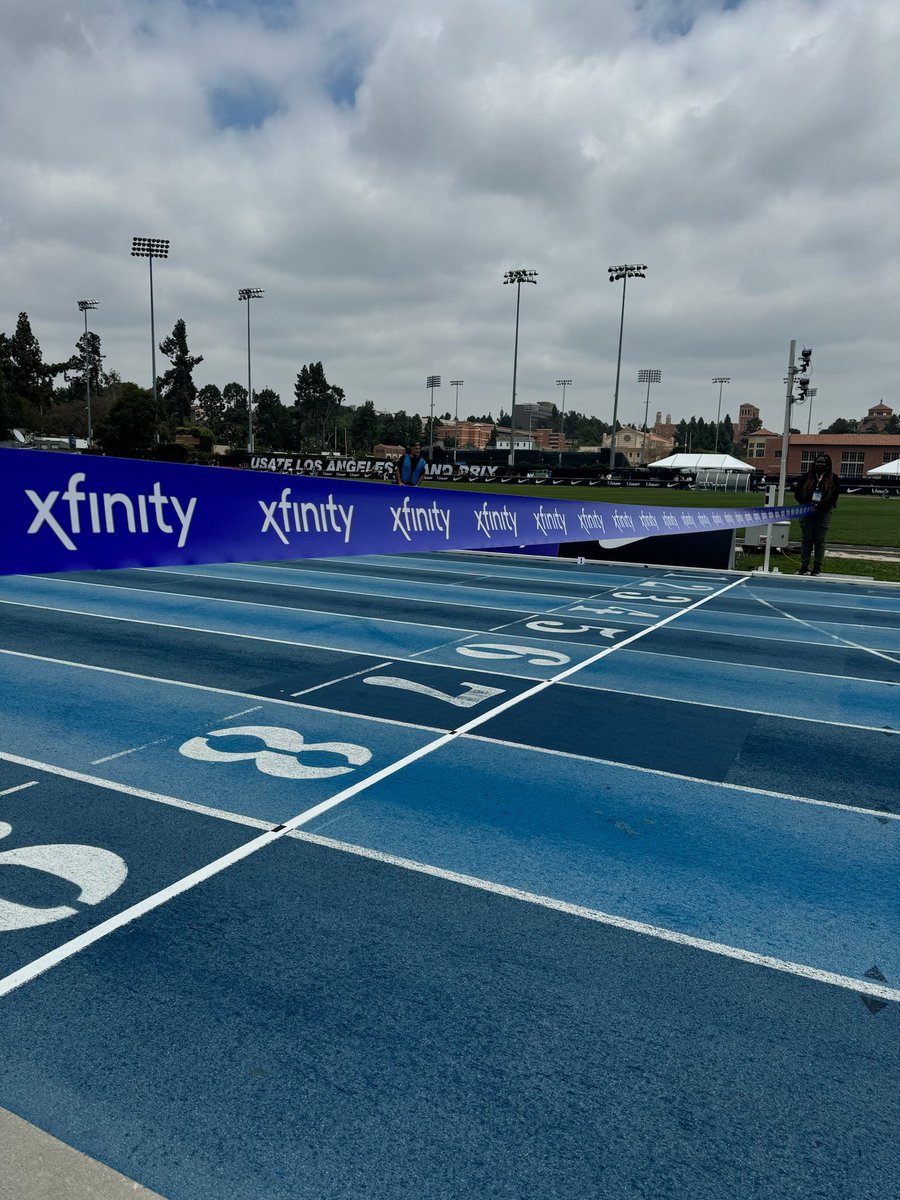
left=433, top=420, right=495, bottom=450
left=750, top=433, right=900, bottom=479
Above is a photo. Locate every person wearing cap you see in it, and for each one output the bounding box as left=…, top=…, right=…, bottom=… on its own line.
left=395, top=442, right=427, bottom=486
left=793, top=452, right=840, bottom=575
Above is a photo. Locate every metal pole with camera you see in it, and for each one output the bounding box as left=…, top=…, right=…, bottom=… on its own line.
left=763, top=343, right=812, bottom=572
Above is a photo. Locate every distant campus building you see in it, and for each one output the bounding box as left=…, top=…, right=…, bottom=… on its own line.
left=743, top=403, right=899, bottom=477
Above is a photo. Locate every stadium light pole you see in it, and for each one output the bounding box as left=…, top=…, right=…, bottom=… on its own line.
left=556, top=379, right=572, bottom=466
left=637, top=369, right=660, bottom=465
left=608, top=264, right=646, bottom=471
left=238, top=288, right=264, bottom=453
left=450, top=380, right=464, bottom=462
left=426, top=375, right=441, bottom=459
left=131, top=237, right=169, bottom=408
left=805, top=387, right=818, bottom=434
left=503, top=269, right=538, bottom=467
left=712, top=376, right=730, bottom=453
left=77, top=300, right=98, bottom=446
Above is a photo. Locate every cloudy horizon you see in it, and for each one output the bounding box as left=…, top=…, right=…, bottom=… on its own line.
left=2, top=0, right=897, bottom=437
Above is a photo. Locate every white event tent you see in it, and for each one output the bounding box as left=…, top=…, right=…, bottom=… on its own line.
left=650, top=452, right=753, bottom=472
left=866, top=459, right=900, bottom=476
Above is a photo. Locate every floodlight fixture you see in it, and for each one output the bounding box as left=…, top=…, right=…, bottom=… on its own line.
left=239, top=288, right=265, bottom=453
left=426, top=376, right=441, bottom=457
left=805, top=387, right=818, bottom=434
left=638, top=369, right=662, bottom=463
left=607, top=264, right=648, bottom=468
left=503, top=269, right=538, bottom=466
left=556, top=379, right=572, bottom=466
left=77, top=301, right=99, bottom=446
left=712, top=376, right=730, bottom=453
left=450, top=380, right=464, bottom=462
left=131, top=236, right=170, bottom=405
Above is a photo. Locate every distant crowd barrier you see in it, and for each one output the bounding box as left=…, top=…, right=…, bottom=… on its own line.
left=0, top=449, right=813, bottom=576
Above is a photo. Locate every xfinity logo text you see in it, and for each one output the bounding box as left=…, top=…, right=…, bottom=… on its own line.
left=259, top=489, right=354, bottom=545
left=577, top=508, right=606, bottom=535
left=390, top=496, right=452, bottom=542
left=26, top=473, right=197, bottom=551
left=533, top=506, right=568, bottom=538
left=475, top=502, right=518, bottom=540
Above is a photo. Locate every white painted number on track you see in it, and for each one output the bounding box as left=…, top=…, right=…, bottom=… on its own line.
left=178, top=725, right=372, bottom=780
left=456, top=643, right=571, bottom=667
left=612, top=592, right=691, bottom=605
left=362, top=677, right=505, bottom=707
left=0, top=821, right=128, bottom=933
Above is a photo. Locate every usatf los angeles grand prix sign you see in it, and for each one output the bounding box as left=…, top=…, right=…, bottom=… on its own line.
left=0, top=449, right=811, bottom=576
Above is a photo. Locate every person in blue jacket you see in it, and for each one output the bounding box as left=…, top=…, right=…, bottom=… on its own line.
left=395, top=442, right=427, bottom=486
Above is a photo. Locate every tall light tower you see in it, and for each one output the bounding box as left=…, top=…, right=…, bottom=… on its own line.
left=426, top=375, right=441, bottom=458
left=608, top=263, right=646, bottom=470
left=503, top=269, right=538, bottom=467
left=556, top=379, right=572, bottom=466
left=805, top=387, right=818, bottom=434
left=238, top=288, right=264, bottom=453
left=77, top=300, right=98, bottom=446
left=130, top=237, right=169, bottom=408
left=712, top=376, right=730, bottom=453
left=637, top=369, right=660, bottom=465
left=450, top=380, right=464, bottom=462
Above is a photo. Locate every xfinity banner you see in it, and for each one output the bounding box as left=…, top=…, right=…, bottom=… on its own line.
left=0, top=449, right=812, bottom=576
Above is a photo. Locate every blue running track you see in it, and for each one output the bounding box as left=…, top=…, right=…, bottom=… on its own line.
left=0, top=552, right=898, bottom=1199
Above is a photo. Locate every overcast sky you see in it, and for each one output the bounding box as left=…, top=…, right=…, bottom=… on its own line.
left=2, top=0, right=897, bottom=434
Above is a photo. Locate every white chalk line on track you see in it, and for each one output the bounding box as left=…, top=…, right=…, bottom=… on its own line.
left=143, top=564, right=617, bottom=611
left=289, top=830, right=900, bottom=1004
left=747, top=589, right=900, bottom=668
left=0, top=574, right=753, bottom=999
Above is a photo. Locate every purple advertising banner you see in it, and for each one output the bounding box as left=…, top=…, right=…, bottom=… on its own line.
left=0, top=449, right=812, bottom=576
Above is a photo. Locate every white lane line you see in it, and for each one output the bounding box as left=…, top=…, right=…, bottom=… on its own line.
left=609, top=646, right=900, bottom=689
left=0, top=752, right=271, bottom=829
left=144, top=566, right=583, bottom=613
left=91, top=737, right=172, bottom=765
left=290, top=662, right=393, bottom=698
left=0, top=587, right=480, bottom=637
left=13, top=622, right=882, bottom=737
left=561, top=678, right=899, bottom=734
left=0, top=646, right=446, bottom=736
left=221, top=706, right=264, bottom=721
left=464, top=734, right=900, bottom=820
left=0, top=781, right=39, bottom=797
left=0, top=576, right=750, bottom=999
left=748, top=590, right=900, bottom=667
left=289, top=830, right=900, bottom=1003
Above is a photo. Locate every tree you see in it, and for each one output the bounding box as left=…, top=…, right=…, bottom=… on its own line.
left=197, top=384, right=227, bottom=440
left=350, top=400, right=380, bottom=453
left=292, top=362, right=345, bottom=451
left=220, top=382, right=249, bottom=447
left=884, top=414, right=900, bottom=435
left=96, top=383, right=161, bottom=455
left=823, top=418, right=858, bottom=434
left=6, top=312, right=53, bottom=411
left=254, top=388, right=292, bottom=449
left=158, top=319, right=203, bottom=427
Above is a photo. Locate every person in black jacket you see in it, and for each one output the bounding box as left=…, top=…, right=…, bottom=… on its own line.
left=793, top=452, right=840, bottom=575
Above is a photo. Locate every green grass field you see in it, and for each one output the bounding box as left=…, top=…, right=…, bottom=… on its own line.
left=427, top=480, right=900, bottom=581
